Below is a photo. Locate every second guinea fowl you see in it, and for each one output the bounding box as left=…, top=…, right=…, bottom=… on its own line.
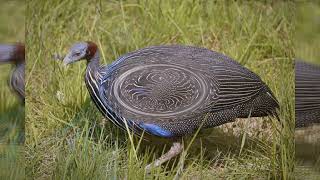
left=0, top=43, right=25, bottom=103
left=61, top=41, right=279, bottom=171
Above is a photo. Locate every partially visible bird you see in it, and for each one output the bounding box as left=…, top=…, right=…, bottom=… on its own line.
left=60, top=41, right=279, bottom=171
left=295, top=60, right=320, bottom=128
left=0, top=43, right=25, bottom=103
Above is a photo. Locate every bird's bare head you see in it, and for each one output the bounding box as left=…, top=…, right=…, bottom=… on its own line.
left=63, top=41, right=97, bottom=65
left=0, top=43, right=25, bottom=65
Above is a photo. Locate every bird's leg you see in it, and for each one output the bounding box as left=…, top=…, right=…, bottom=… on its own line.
left=145, top=142, right=183, bottom=172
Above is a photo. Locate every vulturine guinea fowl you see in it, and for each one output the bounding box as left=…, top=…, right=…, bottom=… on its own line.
left=295, top=60, right=320, bottom=128
left=61, top=41, right=279, bottom=171
left=0, top=43, right=25, bottom=103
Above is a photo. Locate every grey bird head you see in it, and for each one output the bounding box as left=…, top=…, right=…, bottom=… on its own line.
left=0, top=43, right=25, bottom=65
left=63, top=42, right=89, bottom=65
left=0, top=44, right=15, bottom=63
left=63, top=41, right=98, bottom=66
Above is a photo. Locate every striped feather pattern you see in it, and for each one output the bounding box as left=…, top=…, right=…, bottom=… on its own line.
left=84, top=52, right=138, bottom=134
left=295, top=60, right=320, bottom=127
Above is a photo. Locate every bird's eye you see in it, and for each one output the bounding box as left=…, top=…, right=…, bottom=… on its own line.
left=74, top=52, right=81, bottom=56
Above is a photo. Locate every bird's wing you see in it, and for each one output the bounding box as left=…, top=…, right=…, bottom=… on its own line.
left=208, top=64, right=266, bottom=112
left=295, top=60, right=320, bottom=127
left=99, top=45, right=270, bottom=114
left=295, top=60, right=320, bottom=112
left=96, top=45, right=273, bottom=137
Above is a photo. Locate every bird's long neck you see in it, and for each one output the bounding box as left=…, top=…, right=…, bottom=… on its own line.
left=84, top=43, right=106, bottom=115
left=85, top=42, right=100, bottom=77
left=86, top=50, right=100, bottom=75
left=85, top=42, right=101, bottom=110
left=14, top=43, right=25, bottom=65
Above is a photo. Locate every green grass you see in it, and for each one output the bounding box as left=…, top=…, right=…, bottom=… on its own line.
left=295, top=2, right=320, bottom=65
left=0, top=0, right=25, bottom=179
left=26, top=0, right=295, bottom=179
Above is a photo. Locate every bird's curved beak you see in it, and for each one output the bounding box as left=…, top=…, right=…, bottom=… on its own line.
left=62, top=53, right=72, bottom=66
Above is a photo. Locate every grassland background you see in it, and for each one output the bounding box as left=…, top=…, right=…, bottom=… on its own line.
left=0, top=0, right=25, bottom=179
left=295, top=2, right=320, bottom=65
left=26, top=0, right=294, bottom=179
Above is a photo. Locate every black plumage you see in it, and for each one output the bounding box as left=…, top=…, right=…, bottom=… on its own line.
left=295, top=60, right=320, bottom=128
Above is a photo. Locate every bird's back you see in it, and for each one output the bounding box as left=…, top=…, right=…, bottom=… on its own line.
left=95, top=45, right=278, bottom=137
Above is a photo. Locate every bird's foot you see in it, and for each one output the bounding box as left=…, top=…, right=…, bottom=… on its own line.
left=145, top=142, right=183, bottom=173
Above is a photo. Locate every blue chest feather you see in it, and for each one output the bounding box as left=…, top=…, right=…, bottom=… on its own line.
left=139, top=123, right=173, bottom=138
